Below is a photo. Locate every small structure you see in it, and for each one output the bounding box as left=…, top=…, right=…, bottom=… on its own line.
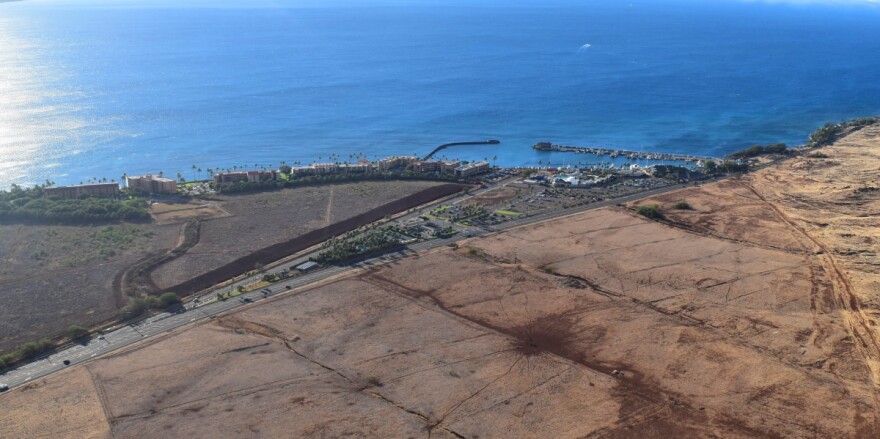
left=296, top=261, right=318, bottom=271
left=125, top=174, right=177, bottom=194
left=44, top=183, right=120, bottom=198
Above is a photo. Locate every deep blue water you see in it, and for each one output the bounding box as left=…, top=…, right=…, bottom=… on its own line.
left=1, top=1, right=879, bottom=186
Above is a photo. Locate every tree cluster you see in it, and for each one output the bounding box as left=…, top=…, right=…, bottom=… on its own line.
left=807, top=117, right=879, bottom=148
left=0, top=339, right=54, bottom=369
left=314, top=226, right=406, bottom=264
left=217, top=171, right=457, bottom=194
left=0, top=185, right=149, bottom=224
left=727, top=143, right=790, bottom=160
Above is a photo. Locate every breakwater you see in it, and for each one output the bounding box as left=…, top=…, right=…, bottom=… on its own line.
left=533, top=142, right=716, bottom=162
left=423, top=140, right=500, bottom=160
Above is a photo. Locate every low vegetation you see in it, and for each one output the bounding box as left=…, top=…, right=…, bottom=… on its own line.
left=727, top=143, right=790, bottom=160
left=119, top=292, right=182, bottom=320
left=67, top=325, right=88, bottom=340
left=636, top=204, right=664, bottom=220
left=0, top=185, right=150, bottom=224
left=672, top=201, right=693, bottom=210
left=314, top=226, right=409, bottom=264
left=807, top=117, right=879, bottom=148
left=218, top=171, right=457, bottom=194
left=0, top=339, right=54, bottom=369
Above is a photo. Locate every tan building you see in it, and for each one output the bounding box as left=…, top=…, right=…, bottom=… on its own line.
left=376, top=156, right=418, bottom=171
left=44, top=183, right=119, bottom=198
left=125, top=175, right=177, bottom=194
left=414, top=160, right=460, bottom=174
left=454, top=161, right=490, bottom=178
left=338, top=163, right=371, bottom=173
left=213, top=170, right=278, bottom=185
left=311, top=163, right=340, bottom=174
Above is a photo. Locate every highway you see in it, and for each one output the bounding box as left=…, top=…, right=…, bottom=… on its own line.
left=0, top=176, right=701, bottom=391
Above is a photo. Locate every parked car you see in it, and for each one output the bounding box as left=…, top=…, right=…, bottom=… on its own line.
left=63, top=359, right=71, bottom=366
left=0, top=384, right=8, bottom=392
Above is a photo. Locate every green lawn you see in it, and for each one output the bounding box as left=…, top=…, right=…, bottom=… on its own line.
left=495, top=209, right=523, bottom=217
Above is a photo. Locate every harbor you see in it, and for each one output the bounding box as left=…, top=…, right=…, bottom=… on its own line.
left=533, top=141, right=718, bottom=163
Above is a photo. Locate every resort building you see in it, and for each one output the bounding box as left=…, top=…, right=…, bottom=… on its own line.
left=311, top=163, right=340, bottom=174
left=338, top=163, right=372, bottom=173
left=454, top=161, right=490, bottom=178
left=289, top=166, right=315, bottom=176
left=213, top=170, right=279, bottom=185
left=125, top=174, right=177, bottom=194
left=213, top=172, right=249, bottom=184
left=44, top=183, right=120, bottom=198
left=376, top=156, right=418, bottom=171
left=413, top=160, right=461, bottom=174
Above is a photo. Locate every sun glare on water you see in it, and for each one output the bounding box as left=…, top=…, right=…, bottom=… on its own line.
left=0, top=16, right=90, bottom=188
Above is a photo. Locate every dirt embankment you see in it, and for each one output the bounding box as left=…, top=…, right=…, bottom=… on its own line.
left=114, top=219, right=202, bottom=301
left=158, top=183, right=465, bottom=296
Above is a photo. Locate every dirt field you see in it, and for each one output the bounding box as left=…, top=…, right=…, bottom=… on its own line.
left=0, top=181, right=451, bottom=355
left=4, top=127, right=879, bottom=437
left=150, top=181, right=447, bottom=290
left=0, top=223, right=179, bottom=353
left=150, top=199, right=229, bottom=224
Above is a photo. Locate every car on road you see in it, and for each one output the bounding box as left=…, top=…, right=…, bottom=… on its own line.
left=0, top=384, right=8, bottom=392
left=63, top=359, right=71, bottom=366
left=239, top=297, right=253, bottom=303
left=97, top=335, right=105, bottom=340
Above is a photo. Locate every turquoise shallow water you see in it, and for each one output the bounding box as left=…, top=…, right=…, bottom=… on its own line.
left=1, top=1, right=879, bottom=186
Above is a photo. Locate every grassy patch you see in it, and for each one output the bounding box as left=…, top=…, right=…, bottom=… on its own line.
left=495, top=209, right=523, bottom=217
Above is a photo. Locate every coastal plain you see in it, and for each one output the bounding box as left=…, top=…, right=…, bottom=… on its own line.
left=0, top=180, right=448, bottom=354
left=3, top=127, right=880, bottom=437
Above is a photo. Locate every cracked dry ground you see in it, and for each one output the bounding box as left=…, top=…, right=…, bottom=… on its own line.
left=4, top=129, right=880, bottom=438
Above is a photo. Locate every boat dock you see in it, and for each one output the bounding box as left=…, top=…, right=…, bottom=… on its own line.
left=533, top=142, right=716, bottom=162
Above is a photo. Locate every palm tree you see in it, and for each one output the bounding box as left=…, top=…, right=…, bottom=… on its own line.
left=192, top=164, right=197, bottom=181
left=493, top=155, right=498, bottom=168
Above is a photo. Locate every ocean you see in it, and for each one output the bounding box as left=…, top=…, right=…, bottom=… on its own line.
left=1, top=0, right=879, bottom=187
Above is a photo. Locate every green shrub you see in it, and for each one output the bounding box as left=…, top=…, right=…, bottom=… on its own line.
left=158, top=292, right=181, bottom=308
left=367, top=373, right=382, bottom=386
left=672, top=201, right=692, bottom=210
left=120, top=297, right=148, bottom=319
left=68, top=325, right=88, bottom=339
left=636, top=205, right=664, bottom=220
left=18, top=339, right=54, bottom=360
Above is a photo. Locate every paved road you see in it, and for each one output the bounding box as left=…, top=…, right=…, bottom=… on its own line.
left=0, top=176, right=702, bottom=391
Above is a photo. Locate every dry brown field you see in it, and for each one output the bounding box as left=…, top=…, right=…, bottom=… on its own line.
left=3, top=126, right=880, bottom=437
left=0, top=180, right=446, bottom=355
left=0, top=223, right=179, bottom=352
left=150, top=199, right=229, bottom=224
left=150, top=180, right=445, bottom=289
